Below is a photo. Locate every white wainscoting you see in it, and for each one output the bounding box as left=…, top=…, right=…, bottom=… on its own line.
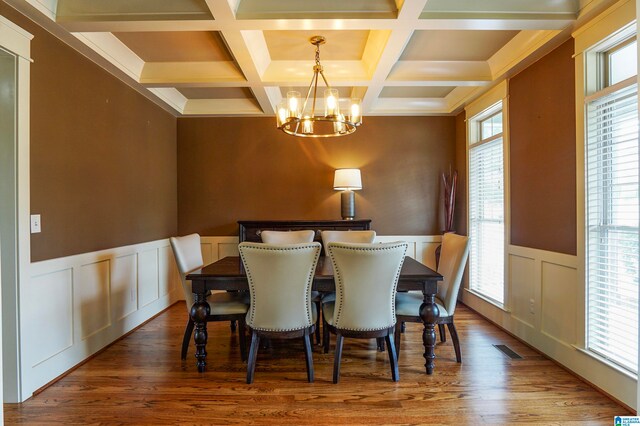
left=22, top=238, right=182, bottom=401
left=462, top=244, right=637, bottom=410
left=20, top=234, right=441, bottom=401
left=200, top=235, right=443, bottom=270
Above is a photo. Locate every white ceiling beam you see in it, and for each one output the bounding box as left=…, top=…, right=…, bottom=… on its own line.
left=361, top=0, right=429, bottom=113
left=202, top=0, right=275, bottom=114
left=72, top=32, right=144, bottom=80
left=147, top=88, right=188, bottom=114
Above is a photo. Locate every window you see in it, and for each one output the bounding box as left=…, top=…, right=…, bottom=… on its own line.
left=468, top=103, right=505, bottom=305
left=585, top=38, right=638, bottom=373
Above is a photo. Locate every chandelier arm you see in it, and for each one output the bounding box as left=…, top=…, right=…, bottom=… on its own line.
left=312, top=70, right=319, bottom=118
left=318, top=70, right=331, bottom=89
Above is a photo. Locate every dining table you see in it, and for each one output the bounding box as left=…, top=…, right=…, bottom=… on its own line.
left=186, top=255, right=443, bottom=374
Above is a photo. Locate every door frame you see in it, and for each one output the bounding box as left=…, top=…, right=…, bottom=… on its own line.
left=0, top=15, right=32, bottom=403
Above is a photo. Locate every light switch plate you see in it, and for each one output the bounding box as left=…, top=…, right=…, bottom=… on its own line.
left=30, top=214, right=41, bottom=233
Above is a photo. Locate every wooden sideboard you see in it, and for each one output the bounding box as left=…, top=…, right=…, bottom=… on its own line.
left=238, top=220, right=372, bottom=254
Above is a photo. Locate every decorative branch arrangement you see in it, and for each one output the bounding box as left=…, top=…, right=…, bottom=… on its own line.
left=442, top=167, right=458, bottom=233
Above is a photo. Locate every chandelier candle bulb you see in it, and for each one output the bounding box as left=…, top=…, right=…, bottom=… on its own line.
left=302, top=117, right=313, bottom=134
left=287, top=91, right=301, bottom=118
left=325, top=88, right=340, bottom=117
left=277, top=101, right=288, bottom=127
left=350, top=99, right=362, bottom=125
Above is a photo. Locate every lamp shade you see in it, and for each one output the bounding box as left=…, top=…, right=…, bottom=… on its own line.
left=333, top=169, right=362, bottom=190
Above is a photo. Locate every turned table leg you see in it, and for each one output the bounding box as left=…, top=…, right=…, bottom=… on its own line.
left=190, top=292, right=210, bottom=372
left=419, top=292, right=439, bottom=375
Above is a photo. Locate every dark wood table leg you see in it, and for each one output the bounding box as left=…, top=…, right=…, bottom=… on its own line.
left=419, top=292, right=439, bottom=375
left=190, top=292, right=210, bottom=372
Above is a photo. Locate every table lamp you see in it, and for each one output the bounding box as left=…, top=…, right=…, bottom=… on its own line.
left=333, top=169, right=362, bottom=220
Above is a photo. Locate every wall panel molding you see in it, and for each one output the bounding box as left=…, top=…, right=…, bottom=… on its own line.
left=462, top=244, right=636, bottom=410
left=21, top=238, right=182, bottom=401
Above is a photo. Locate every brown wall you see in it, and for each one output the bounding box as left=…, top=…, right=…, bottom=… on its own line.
left=1, top=5, right=178, bottom=261
left=177, top=116, right=456, bottom=236
left=509, top=39, right=576, bottom=255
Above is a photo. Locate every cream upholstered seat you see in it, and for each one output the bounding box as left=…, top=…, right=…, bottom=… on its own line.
left=322, top=241, right=407, bottom=383
left=261, top=230, right=315, bottom=244
left=170, top=234, right=249, bottom=361
left=394, top=232, right=470, bottom=362
left=238, top=242, right=321, bottom=384
left=260, top=229, right=322, bottom=344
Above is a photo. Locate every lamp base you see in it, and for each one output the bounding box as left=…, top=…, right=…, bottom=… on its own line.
left=340, top=191, right=355, bottom=220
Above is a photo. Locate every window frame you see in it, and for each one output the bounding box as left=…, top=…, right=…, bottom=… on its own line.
left=574, top=14, right=638, bottom=378
left=583, top=34, right=638, bottom=374
left=465, top=82, right=510, bottom=310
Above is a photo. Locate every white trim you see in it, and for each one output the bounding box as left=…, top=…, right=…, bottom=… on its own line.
left=571, top=0, right=638, bottom=409
left=22, top=237, right=182, bottom=401
left=462, top=244, right=637, bottom=410
left=465, top=81, right=510, bottom=308
left=0, top=16, right=32, bottom=403
left=0, top=16, right=34, bottom=60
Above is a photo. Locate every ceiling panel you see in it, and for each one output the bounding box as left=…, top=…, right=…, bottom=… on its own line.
left=400, top=30, right=519, bottom=61
left=236, top=0, right=397, bottom=20
left=264, top=31, right=370, bottom=61
left=57, top=0, right=213, bottom=21
left=421, top=0, right=579, bottom=18
left=380, top=86, right=455, bottom=98
left=279, top=86, right=359, bottom=99
left=178, top=87, right=254, bottom=100
left=114, top=31, right=232, bottom=62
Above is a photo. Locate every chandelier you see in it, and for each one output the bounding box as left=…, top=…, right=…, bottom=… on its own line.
left=276, top=36, right=363, bottom=138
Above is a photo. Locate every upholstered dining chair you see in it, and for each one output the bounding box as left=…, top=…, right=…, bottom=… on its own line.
left=170, top=234, right=250, bottom=361
left=320, top=230, right=379, bottom=350
left=238, top=242, right=321, bottom=384
left=259, top=229, right=322, bottom=345
left=261, top=230, right=315, bottom=244
left=394, top=233, right=470, bottom=362
left=322, top=241, right=408, bottom=383
left=320, top=230, right=376, bottom=254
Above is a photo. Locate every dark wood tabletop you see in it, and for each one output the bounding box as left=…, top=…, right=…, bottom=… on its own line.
left=187, top=256, right=442, bottom=292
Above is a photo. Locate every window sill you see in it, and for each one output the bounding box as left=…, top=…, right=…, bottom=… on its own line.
left=463, top=288, right=510, bottom=313
left=572, top=346, right=638, bottom=381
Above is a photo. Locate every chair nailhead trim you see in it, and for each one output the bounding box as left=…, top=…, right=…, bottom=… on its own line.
left=329, top=242, right=407, bottom=331
left=239, top=243, right=320, bottom=331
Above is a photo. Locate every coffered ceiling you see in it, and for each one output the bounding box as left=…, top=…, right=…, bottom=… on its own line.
left=12, top=0, right=604, bottom=116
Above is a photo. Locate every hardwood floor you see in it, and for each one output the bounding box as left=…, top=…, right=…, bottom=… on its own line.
left=5, top=303, right=630, bottom=424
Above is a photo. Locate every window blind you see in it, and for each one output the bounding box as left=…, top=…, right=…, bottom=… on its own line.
left=586, top=81, right=639, bottom=373
left=469, top=137, right=505, bottom=304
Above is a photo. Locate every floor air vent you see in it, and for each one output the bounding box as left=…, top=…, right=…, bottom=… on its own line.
left=493, top=344, right=523, bottom=359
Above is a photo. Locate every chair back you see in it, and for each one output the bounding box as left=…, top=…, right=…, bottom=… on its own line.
left=261, top=230, right=315, bottom=244
left=321, top=230, right=376, bottom=254
left=239, top=242, right=321, bottom=332
left=170, top=234, right=204, bottom=312
left=328, top=242, right=407, bottom=331
left=437, top=233, right=470, bottom=316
